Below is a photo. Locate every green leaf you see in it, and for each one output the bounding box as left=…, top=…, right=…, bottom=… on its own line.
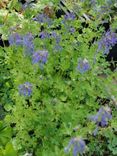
left=0, top=127, right=12, bottom=146
left=4, top=104, right=13, bottom=112
left=3, top=143, right=17, bottom=156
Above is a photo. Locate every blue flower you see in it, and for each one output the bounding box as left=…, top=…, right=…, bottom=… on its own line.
left=33, top=13, right=52, bottom=25
left=98, top=30, right=117, bottom=54
left=9, top=33, right=23, bottom=45
left=64, top=12, right=76, bottom=20
left=32, top=50, right=48, bottom=64
left=77, top=58, right=90, bottom=73
left=90, top=106, right=112, bottom=127
left=39, top=32, right=50, bottom=39
left=23, top=33, right=34, bottom=55
left=50, top=32, right=62, bottom=52
left=64, top=137, right=86, bottom=156
left=23, top=33, right=34, bottom=46
left=19, top=82, right=32, bottom=97
left=9, top=33, right=34, bottom=55
left=51, top=32, right=61, bottom=44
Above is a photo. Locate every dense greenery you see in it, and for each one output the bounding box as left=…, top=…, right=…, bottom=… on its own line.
left=0, top=0, right=117, bottom=156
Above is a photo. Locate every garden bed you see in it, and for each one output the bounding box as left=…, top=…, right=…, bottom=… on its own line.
left=0, top=1, right=117, bottom=156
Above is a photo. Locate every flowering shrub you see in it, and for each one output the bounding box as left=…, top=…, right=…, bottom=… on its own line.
left=0, top=0, right=117, bottom=156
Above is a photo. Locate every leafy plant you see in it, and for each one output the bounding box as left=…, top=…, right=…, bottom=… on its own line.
left=0, top=0, right=117, bottom=156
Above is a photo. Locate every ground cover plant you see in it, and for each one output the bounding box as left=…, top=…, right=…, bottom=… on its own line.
left=0, top=0, right=117, bottom=156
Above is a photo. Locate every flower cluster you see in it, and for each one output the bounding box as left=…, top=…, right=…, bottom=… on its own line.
left=9, top=33, right=23, bottom=46
left=98, top=30, right=117, bottom=54
left=33, top=13, right=52, bottom=25
left=77, top=58, right=90, bottom=73
left=19, top=82, right=32, bottom=97
left=23, top=33, right=34, bottom=55
left=32, top=50, right=48, bottom=64
left=90, top=106, right=112, bottom=127
left=39, top=33, right=62, bottom=53
left=64, top=137, right=86, bottom=156
left=9, top=33, right=34, bottom=55
left=39, top=30, right=62, bottom=51
left=39, top=31, right=50, bottom=39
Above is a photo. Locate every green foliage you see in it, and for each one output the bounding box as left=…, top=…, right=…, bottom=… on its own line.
left=0, top=142, right=17, bottom=156
left=0, top=0, right=117, bottom=156
left=0, top=121, right=17, bottom=156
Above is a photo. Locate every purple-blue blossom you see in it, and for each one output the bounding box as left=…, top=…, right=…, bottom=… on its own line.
left=77, top=58, right=90, bottom=73
left=33, top=13, right=52, bottom=25
left=32, top=50, right=48, bottom=64
left=9, top=33, right=34, bottom=55
left=64, top=137, right=86, bottom=156
left=9, top=33, right=23, bottom=45
left=23, top=33, right=34, bottom=46
left=19, top=82, right=32, bottom=97
left=23, top=33, right=34, bottom=55
left=39, top=32, right=50, bottom=39
left=64, top=12, right=76, bottom=20
left=90, top=106, right=112, bottom=127
left=50, top=31, right=61, bottom=42
left=98, top=30, right=117, bottom=54
left=50, top=32, right=62, bottom=52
